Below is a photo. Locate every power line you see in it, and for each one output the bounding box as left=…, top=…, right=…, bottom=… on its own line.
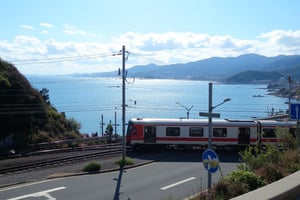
left=10, top=51, right=120, bottom=65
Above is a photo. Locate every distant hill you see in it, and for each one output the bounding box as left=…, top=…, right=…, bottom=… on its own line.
left=225, top=70, right=283, bottom=83
left=77, top=54, right=300, bottom=82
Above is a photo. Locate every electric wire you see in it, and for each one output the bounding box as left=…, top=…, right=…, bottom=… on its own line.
left=10, top=51, right=122, bottom=65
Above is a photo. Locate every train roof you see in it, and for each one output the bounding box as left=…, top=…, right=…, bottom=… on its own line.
left=128, top=118, right=298, bottom=127
left=256, top=119, right=297, bottom=126
left=128, top=118, right=257, bottom=126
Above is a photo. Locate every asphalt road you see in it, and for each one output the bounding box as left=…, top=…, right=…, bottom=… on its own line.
left=0, top=150, right=241, bottom=200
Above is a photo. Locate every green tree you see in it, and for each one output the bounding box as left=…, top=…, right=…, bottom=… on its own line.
left=106, top=123, right=113, bottom=135
left=40, top=88, right=50, bottom=105
left=67, top=117, right=81, bottom=132
left=106, top=123, right=113, bottom=143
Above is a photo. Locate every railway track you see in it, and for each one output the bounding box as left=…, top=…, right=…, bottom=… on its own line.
left=0, top=146, right=123, bottom=175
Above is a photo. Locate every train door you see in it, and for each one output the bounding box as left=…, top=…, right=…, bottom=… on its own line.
left=238, top=127, right=250, bottom=145
left=144, top=126, right=156, bottom=143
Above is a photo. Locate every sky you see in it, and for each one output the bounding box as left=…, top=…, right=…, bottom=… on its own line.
left=1, top=0, right=300, bottom=75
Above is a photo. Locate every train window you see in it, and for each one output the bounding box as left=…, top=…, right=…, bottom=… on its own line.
left=262, top=128, right=276, bottom=138
left=213, top=128, right=227, bottom=137
left=189, top=127, right=204, bottom=137
left=126, top=123, right=133, bottom=136
left=166, top=127, right=180, bottom=136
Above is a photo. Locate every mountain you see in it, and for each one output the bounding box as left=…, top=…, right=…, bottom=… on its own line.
left=78, top=54, right=300, bottom=82
left=126, top=54, right=274, bottom=80
left=225, top=56, right=300, bottom=83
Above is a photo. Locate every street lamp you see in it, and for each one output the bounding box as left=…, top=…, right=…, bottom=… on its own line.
left=176, top=102, right=194, bottom=119
left=207, top=82, right=231, bottom=189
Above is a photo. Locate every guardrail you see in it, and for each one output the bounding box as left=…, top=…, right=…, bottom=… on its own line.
left=231, top=170, right=300, bottom=200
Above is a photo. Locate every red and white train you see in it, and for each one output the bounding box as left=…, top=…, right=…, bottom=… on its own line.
left=126, top=118, right=297, bottom=149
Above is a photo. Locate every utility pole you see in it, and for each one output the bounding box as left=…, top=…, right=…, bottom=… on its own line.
left=122, top=45, right=126, bottom=162
left=100, top=114, right=105, bottom=136
left=114, top=110, right=117, bottom=135
left=114, top=45, right=129, bottom=162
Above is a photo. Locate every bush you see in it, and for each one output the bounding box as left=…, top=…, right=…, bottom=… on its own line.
left=32, top=131, right=52, bottom=143
left=238, top=145, right=265, bottom=171
left=279, top=149, right=300, bottom=174
left=197, top=181, right=249, bottom=200
left=115, top=157, right=134, bottom=166
left=82, top=162, right=101, bottom=172
left=239, top=144, right=282, bottom=171
left=255, top=163, right=284, bottom=183
left=213, top=181, right=249, bottom=199
left=222, top=170, right=267, bottom=191
left=277, top=127, right=298, bottom=150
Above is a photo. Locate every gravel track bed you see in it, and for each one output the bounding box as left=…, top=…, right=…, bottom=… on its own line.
left=0, top=148, right=118, bottom=169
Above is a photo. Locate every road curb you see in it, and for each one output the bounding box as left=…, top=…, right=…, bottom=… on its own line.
left=46, top=160, right=154, bottom=179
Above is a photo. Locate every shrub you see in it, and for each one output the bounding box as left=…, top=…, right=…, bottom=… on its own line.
left=222, top=170, right=267, bottom=191
left=277, top=127, right=298, bottom=150
left=32, top=131, right=51, bottom=143
left=239, top=144, right=282, bottom=171
left=82, top=162, right=101, bottom=172
left=213, top=181, right=249, bottom=199
left=279, top=149, right=300, bottom=174
left=115, top=157, right=134, bottom=166
left=255, top=163, right=284, bottom=183
left=64, top=131, right=81, bottom=140
left=238, top=145, right=265, bottom=171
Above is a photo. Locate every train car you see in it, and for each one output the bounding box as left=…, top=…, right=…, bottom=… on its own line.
left=257, top=120, right=297, bottom=146
left=126, top=118, right=297, bottom=150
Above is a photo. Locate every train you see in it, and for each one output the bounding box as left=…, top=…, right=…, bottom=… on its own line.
left=126, top=118, right=298, bottom=150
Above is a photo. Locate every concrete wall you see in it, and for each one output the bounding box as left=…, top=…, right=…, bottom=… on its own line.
left=231, top=170, right=300, bottom=200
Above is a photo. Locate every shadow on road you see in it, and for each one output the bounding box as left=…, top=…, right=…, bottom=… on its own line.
left=113, top=166, right=124, bottom=200
left=127, top=149, right=242, bottom=163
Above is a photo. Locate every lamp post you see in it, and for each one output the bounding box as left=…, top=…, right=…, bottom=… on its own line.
left=176, top=102, right=194, bottom=119
left=207, top=82, right=231, bottom=189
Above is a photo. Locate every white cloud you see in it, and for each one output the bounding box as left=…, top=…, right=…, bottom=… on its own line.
left=41, top=30, right=50, bottom=35
left=259, top=30, right=300, bottom=54
left=40, top=23, right=54, bottom=28
left=1, top=29, right=300, bottom=75
left=63, top=24, right=95, bottom=37
left=20, top=25, right=35, bottom=30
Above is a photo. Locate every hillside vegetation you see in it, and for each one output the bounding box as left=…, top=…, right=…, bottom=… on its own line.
left=0, top=59, right=82, bottom=155
left=225, top=70, right=282, bottom=83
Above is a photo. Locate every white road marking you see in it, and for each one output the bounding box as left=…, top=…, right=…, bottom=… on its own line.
left=0, top=179, right=62, bottom=192
left=7, top=186, right=66, bottom=200
left=160, top=177, right=196, bottom=190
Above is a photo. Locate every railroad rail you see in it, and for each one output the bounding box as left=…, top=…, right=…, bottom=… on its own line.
left=0, top=146, right=123, bottom=175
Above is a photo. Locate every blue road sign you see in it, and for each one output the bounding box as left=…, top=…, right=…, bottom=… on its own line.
left=290, top=103, right=300, bottom=120
left=202, top=149, right=219, bottom=173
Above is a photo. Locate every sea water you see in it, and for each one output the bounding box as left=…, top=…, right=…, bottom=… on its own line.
left=26, top=75, right=288, bottom=135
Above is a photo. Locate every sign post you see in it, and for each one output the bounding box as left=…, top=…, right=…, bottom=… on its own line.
left=290, top=103, right=300, bottom=149
left=199, top=83, right=231, bottom=190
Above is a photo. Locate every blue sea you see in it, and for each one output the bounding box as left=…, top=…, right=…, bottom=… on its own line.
left=26, top=75, right=289, bottom=135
